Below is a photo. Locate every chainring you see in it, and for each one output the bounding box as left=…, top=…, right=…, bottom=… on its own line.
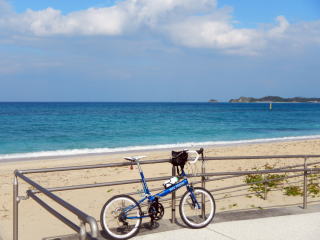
left=148, top=202, right=164, bottom=221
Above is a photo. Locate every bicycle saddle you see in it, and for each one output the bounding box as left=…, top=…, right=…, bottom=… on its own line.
left=124, top=156, right=146, bottom=161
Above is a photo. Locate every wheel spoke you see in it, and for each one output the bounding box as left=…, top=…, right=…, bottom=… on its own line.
left=180, top=188, right=215, bottom=228
left=101, top=196, right=141, bottom=239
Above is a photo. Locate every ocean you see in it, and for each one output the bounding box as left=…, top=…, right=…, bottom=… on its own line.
left=1, top=102, right=320, bottom=160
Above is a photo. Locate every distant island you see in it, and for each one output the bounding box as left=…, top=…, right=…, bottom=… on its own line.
left=208, top=99, right=218, bottom=103
left=229, top=96, right=320, bottom=103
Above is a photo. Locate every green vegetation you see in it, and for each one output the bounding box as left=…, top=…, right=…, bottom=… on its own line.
left=284, top=186, right=302, bottom=196
left=245, top=164, right=320, bottom=199
left=244, top=174, right=264, bottom=199
left=308, top=166, right=320, bottom=197
left=307, top=183, right=320, bottom=197
left=244, top=164, right=286, bottom=199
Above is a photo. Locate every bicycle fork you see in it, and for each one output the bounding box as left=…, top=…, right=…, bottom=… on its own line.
left=187, top=186, right=201, bottom=209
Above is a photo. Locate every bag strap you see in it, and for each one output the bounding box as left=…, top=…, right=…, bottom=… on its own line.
left=176, top=164, right=185, bottom=176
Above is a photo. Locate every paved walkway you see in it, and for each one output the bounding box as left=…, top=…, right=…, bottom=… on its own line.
left=137, top=212, right=320, bottom=240
left=44, top=204, right=320, bottom=240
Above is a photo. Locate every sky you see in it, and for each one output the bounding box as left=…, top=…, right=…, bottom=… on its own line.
left=0, top=0, right=319, bottom=102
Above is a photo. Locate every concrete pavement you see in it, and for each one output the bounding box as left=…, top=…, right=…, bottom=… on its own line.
left=44, top=204, right=320, bottom=240
left=137, top=211, right=320, bottom=240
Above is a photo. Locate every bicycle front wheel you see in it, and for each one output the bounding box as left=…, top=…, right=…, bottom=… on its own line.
left=100, top=195, right=142, bottom=240
left=179, top=187, right=215, bottom=228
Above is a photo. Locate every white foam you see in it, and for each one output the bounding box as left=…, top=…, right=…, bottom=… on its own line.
left=1, top=135, right=320, bottom=161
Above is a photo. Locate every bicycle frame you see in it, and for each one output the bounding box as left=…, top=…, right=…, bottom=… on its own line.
left=125, top=160, right=200, bottom=219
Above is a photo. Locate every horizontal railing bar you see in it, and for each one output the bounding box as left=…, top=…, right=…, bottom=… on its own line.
left=15, top=171, right=99, bottom=238
left=31, top=175, right=171, bottom=193
left=209, top=173, right=305, bottom=193
left=166, top=178, right=320, bottom=204
left=145, top=174, right=308, bottom=204
left=212, top=176, right=306, bottom=197
left=142, top=172, right=309, bottom=201
left=27, top=190, right=80, bottom=233
left=30, top=168, right=320, bottom=194
left=37, top=160, right=320, bottom=195
left=20, top=159, right=170, bottom=174
left=206, top=161, right=320, bottom=183
left=193, top=168, right=320, bottom=177
left=215, top=189, right=271, bottom=201
left=283, top=180, right=305, bottom=186
left=213, top=186, right=250, bottom=196
left=19, top=155, right=320, bottom=174
left=215, top=180, right=312, bottom=201
left=205, top=155, right=320, bottom=161
left=206, top=175, right=241, bottom=182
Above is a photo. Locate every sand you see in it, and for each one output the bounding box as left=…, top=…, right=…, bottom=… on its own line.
left=1, top=139, right=320, bottom=240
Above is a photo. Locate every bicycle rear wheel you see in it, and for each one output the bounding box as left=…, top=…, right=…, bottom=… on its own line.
left=179, top=187, right=215, bottom=228
left=100, top=195, right=142, bottom=240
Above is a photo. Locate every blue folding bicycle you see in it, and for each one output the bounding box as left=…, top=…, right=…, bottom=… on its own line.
left=100, top=148, right=216, bottom=239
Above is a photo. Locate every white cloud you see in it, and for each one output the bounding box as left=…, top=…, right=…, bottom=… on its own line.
left=164, top=15, right=260, bottom=49
left=0, top=0, right=319, bottom=55
left=0, top=0, right=218, bottom=36
left=4, top=7, right=129, bottom=36
left=268, top=16, right=290, bottom=36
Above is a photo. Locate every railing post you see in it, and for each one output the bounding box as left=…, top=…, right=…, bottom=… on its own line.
left=263, top=177, right=267, bottom=200
left=171, top=166, right=176, bottom=223
left=13, top=172, right=19, bottom=240
left=303, top=157, right=308, bottom=209
left=201, top=160, right=206, bottom=218
left=79, top=219, right=86, bottom=240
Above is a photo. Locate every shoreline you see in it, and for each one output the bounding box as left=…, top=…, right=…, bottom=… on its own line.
left=1, top=134, right=320, bottom=163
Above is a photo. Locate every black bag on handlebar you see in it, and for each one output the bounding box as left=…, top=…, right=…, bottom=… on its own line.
left=171, top=150, right=188, bottom=175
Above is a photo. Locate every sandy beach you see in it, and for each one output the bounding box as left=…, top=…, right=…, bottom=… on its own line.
left=1, top=139, right=320, bottom=240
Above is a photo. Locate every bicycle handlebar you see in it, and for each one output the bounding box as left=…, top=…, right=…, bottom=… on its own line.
left=186, top=148, right=204, bottom=164
left=187, top=150, right=199, bottom=164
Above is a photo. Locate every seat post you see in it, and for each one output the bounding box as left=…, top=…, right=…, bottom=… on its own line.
left=136, top=159, right=143, bottom=173
left=135, top=159, right=150, bottom=195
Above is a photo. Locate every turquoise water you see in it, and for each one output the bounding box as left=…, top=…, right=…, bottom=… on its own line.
left=1, top=102, right=320, bottom=159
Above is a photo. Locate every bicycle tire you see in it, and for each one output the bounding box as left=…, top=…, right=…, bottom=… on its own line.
left=179, top=187, right=215, bottom=228
left=100, top=194, right=142, bottom=240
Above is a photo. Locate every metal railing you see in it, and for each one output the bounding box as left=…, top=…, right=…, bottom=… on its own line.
left=13, top=170, right=99, bottom=240
left=13, top=154, right=320, bottom=240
